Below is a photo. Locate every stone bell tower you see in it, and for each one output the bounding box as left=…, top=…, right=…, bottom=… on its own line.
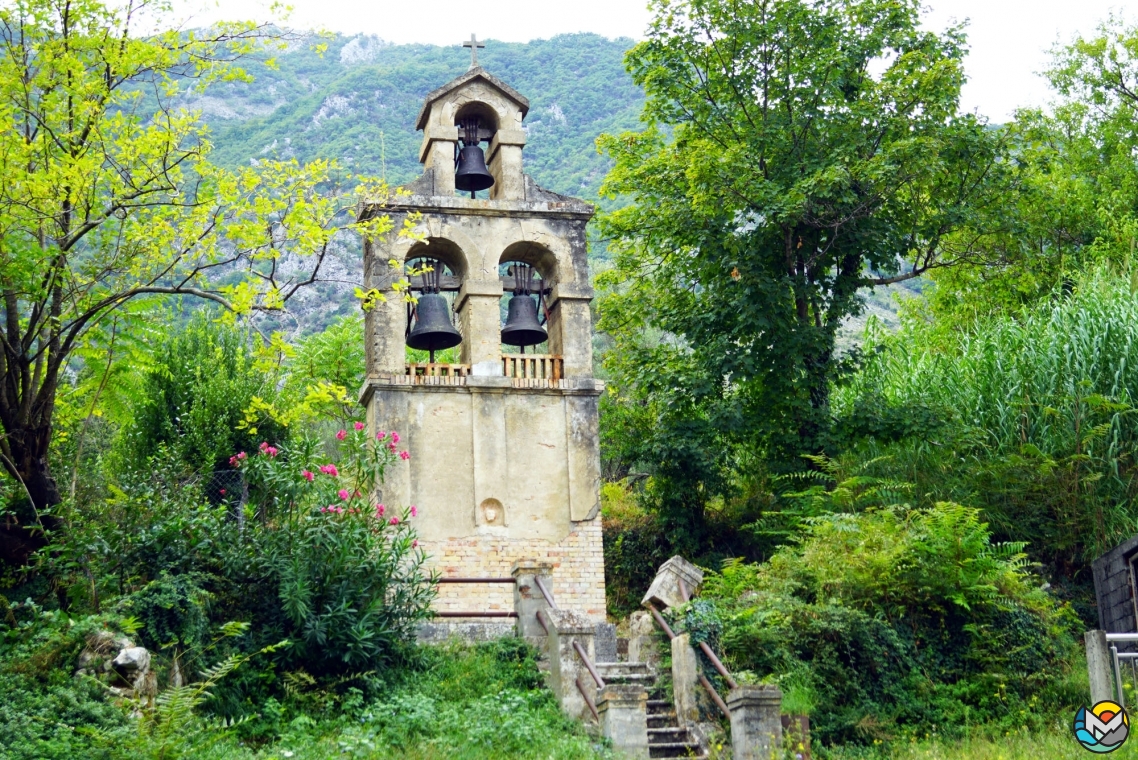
left=358, top=49, right=605, bottom=623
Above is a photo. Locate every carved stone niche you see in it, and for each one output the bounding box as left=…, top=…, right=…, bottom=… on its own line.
left=479, top=497, right=506, bottom=528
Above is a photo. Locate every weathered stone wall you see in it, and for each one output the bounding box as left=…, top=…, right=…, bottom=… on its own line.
left=423, top=517, right=606, bottom=621
left=1093, top=534, right=1138, bottom=636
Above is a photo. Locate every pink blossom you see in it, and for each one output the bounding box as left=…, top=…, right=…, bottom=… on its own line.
left=320, top=506, right=328, bottom=513
left=387, top=441, right=397, bottom=452
left=410, top=505, right=418, bottom=517
left=375, top=504, right=385, bottom=517
left=399, top=450, right=410, bottom=460
left=389, top=516, right=400, bottom=525
left=259, top=441, right=269, bottom=453
left=229, top=455, right=238, bottom=466
left=266, top=446, right=278, bottom=457
left=391, top=432, right=401, bottom=444
left=237, top=452, right=247, bottom=460
left=354, top=421, right=365, bottom=431
left=319, top=464, right=339, bottom=477
left=412, top=539, right=419, bottom=548
left=219, top=489, right=226, bottom=495
left=335, top=506, right=344, bottom=514
left=336, top=429, right=346, bottom=441
left=376, top=431, right=387, bottom=441
left=302, top=470, right=314, bottom=482
left=338, top=489, right=351, bottom=501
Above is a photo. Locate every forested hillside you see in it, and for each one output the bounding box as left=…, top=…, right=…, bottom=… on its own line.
left=196, top=33, right=644, bottom=200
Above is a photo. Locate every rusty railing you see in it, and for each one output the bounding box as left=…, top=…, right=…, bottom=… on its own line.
left=530, top=577, right=601, bottom=722
left=645, top=595, right=733, bottom=719
left=432, top=576, right=518, bottom=619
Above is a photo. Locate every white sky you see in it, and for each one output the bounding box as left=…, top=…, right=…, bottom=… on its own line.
left=174, top=0, right=1134, bottom=121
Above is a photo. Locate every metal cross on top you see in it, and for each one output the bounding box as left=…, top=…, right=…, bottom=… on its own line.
left=463, top=34, right=484, bottom=69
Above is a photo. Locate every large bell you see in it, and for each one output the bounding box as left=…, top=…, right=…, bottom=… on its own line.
left=455, top=145, right=495, bottom=193
left=407, top=293, right=462, bottom=355
left=501, top=294, right=547, bottom=348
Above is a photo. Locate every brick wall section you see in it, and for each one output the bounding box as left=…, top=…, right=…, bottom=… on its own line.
left=1093, top=536, right=1138, bottom=647
left=422, top=517, right=606, bottom=622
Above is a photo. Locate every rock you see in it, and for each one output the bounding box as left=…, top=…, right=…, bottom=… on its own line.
left=112, top=647, right=151, bottom=676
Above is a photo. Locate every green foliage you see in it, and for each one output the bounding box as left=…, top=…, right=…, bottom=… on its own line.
left=123, top=314, right=286, bottom=474
left=701, top=502, right=1080, bottom=746
left=836, top=264, right=1138, bottom=576
left=125, top=573, right=213, bottom=654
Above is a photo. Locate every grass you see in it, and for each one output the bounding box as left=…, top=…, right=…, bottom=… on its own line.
left=825, top=727, right=1138, bottom=759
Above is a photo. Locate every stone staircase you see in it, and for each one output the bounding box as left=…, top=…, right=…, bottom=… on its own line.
left=596, top=661, right=707, bottom=759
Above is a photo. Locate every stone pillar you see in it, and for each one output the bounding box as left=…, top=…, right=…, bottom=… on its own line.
left=419, top=125, right=457, bottom=195
left=628, top=611, right=660, bottom=668
left=643, top=556, right=704, bottom=610
left=727, top=685, right=783, bottom=760
left=1087, top=629, right=1115, bottom=704
left=512, top=559, right=553, bottom=643
left=363, top=240, right=408, bottom=376
left=547, top=285, right=594, bottom=378
left=546, top=608, right=598, bottom=721
left=598, top=684, right=649, bottom=759
left=672, top=633, right=701, bottom=726
left=456, top=280, right=504, bottom=373
left=487, top=129, right=527, bottom=201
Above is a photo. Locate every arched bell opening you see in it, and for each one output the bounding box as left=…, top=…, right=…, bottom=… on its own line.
left=405, top=254, right=463, bottom=368
left=453, top=102, right=499, bottom=200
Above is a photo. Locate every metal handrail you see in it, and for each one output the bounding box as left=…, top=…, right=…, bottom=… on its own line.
left=698, top=673, right=732, bottom=719
left=574, top=640, right=606, bottom=688
left=536, top=608, right=550, bottom=634
left=534, top=575, right=559, bottom=609
left=644, top=601, right=731, bottom=718
left=1107, top=633, right=1138, bottom=642
left=676, top=576, right=739, bottom=689
left=577, top=675, right=600, bottom=721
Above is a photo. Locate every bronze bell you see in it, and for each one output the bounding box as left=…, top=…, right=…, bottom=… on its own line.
left=501, top=294, right=547, bottom=348
left=455, top=145, right=494, bottom=193
left=407, top=293, right=462, bottom=360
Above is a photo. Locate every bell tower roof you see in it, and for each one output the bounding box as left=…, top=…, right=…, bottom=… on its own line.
left=414, top=66, right=530, bottom=131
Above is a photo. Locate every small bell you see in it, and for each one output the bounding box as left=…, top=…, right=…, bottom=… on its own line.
left=501, top=294, right=547, bottom=348
left=454, top=116, right=495, bottom=196
left=455, top=145, right=494, bottom=193
left=407, top=293, right=462, bottom=361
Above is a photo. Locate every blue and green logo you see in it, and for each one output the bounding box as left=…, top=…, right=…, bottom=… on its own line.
left=1075, top=700, right=1130, bottom=753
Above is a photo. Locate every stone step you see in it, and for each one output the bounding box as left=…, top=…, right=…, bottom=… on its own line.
left=648, top=741, right=706, bottom=758
left=647, top=699, right=672, bottom=710
left=648, top=727, right=690, bottom=743
left=648, top=714, right=679, bottom=729
left=596, top=661, right=652, bottom=676
left=600, top=673, right=656, bottom=685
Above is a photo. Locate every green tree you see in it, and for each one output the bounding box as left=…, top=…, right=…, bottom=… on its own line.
left=0, top=0, right=402, bottom=531
left=597, top=0, right=1010, bottom=489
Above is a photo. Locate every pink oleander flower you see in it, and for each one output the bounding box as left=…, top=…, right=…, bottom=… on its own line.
left=399, top=450, right=410, bottom=460
left=266, top=446, right=278, bottom=457
left=259, top=441, right=269, bottom=453
left=302, top=470, right=315, bottom=482
left=354, top=421, right=365, bottom=431
left=336, top=429, right=346, bottom=441
left=353, top=490, right=361, bottom=498
left=320, top=506, right=328, bottom=513
left=229, top=455, right=238, bottom=466
left=219, top=489, right=226, bottom=496
left=412, top=539, right=419, bottom=548
left=237, top=451, right=247, bottom=460
left=375, top=504, right=385, bottom=517
left=391, top=432, right=400, bottom=444
left=376, top=431, right=387, bottom=441
left=410, top=505, right=418, bottom=517
left=338, top=489, right=351, bottom=501
left=319, top=464, right=339, bottom=477
left=389, top=516, right=400, bottom=525
left=387, top=441, right=397, bottom=452
left=335, top=506, right=344, bottom=514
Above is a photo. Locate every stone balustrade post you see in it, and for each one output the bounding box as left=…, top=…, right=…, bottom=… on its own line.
left=642, top=555, right=704, bottom=610
left=1086, top=629, right=1115, bottom=704
left=545, top=608, right=598, bottom=721
left=511, top=559, right=554, bottom=644
left=671, top=632, right=702, bottom=726
left=727, top=685, right=783, bottom=760
left=598, top=684, right=649, bottom=759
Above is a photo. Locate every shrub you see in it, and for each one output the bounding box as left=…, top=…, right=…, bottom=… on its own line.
left=699, top=502, right=1080, bottom=745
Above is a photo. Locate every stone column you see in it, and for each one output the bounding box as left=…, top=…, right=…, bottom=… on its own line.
left=672, top=633, right=701, bottom=726
left=642, top=556, right=704, bottom=610
left=627, top=611, right=660, bottom=668
left=1086, top=629, right=1115, bottom=704
left=727, top=685, right=783, bottom=760
left=598, top=684, right=649, bottom=759
left=456, top=279, right=504, bottom=373
left=419, top=125, right=458, bottom=195
left=487, top=129, right=527, bottom=201
left=547, top=284, right=594, bottom=378
left=512, top=559, right=554, bottom=643
left=546, top=608, right=598, bottom=721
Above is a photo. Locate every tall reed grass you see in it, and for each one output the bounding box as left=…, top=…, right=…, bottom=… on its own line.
left=836, top=267, right=1138, bottom=568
